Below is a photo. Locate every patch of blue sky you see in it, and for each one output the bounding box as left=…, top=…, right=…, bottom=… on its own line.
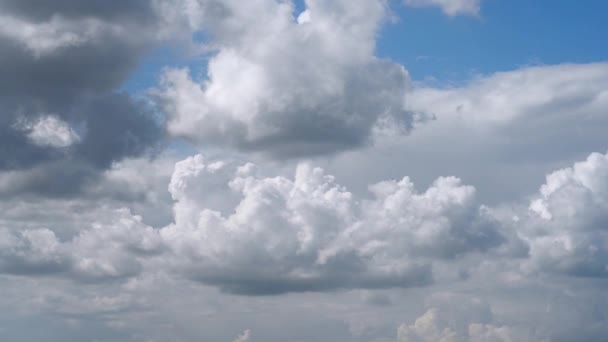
left=121, top=0, right=608, bottom=93
left=377, top=0, right=608, bottom=83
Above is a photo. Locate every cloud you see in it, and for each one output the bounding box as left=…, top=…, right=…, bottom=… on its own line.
left=0, top=209, right=162, bottom=281
left=157, top=0, right=417, bottom=157
left=403, top=0, right=482, bottom=16
left=160, top=154, right=503, bottom=294
left=516, top=152, right=608, bottom=277
left=14, top=115, right=80, bottom=148
left=397, top=296, right=533, bottom=342
left=233, top=329, right=251, bottom=342
left=0, top=2, right=171, bottom=195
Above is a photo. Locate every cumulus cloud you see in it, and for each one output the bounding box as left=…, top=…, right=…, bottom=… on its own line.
left=517, top=152, right=608, bottom=277
left=160, top=154, right=503, bottom=294
left=14, top=115, right=80, bottom=148
left=0, top=209, right=162, bottom=281
left=397, top=296, right=533, bottom=342
left=157, top=0, right=417, bottom=157
left=403, top=0, right=482, bottom=16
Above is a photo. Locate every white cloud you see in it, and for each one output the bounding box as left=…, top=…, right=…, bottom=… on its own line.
left=403, top=0, right=482, bottom=16
left=518, top=152, right=608, bottom=277
left=397, top=297, right=530, bottom=342
left=160, top=153, right=503, bottom=294
left=157, top=0, right=415, bottom=156
left=0, top=208, right=162, bottom=281
left=0, top=15, right=91, bottom=57
left=16, top=115, right=80, bottom=148
left=342, top=62, right=608, bottom=205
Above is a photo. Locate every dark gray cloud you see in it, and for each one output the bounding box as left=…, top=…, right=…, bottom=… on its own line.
left=0, top=1, right=166, bottom=196
left=0, top=0, right=156, bottom=22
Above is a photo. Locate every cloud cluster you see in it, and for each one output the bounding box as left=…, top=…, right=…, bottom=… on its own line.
left=520, top=152, right=608, bottom=277
left=157, top=0, right=416, bottom=157
left=0, top=209, right=162, bottom=281
left=0, top=151, right=506, bottom=295
left=2, top=1, right=608, bottom=340
left=397, top=297, right=529, bottom=342
left=6, top=149, right=608, bottom=295
left=160, top=154, right=503, bottom=294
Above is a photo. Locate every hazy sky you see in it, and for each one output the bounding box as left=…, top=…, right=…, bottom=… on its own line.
left=1, top=1, right=608, bottom=341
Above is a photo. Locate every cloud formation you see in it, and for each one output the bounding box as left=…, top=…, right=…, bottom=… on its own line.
left=1, top=1, right=607, bottom=341
left=520, top=152, right=608, bottom=277
left=157, top=0, right=417, bottom=157
left=0, top=1, right=168, bottom=194
left=397, top=297, right=529, bottom=342
left=160, top=154, right=504, bottom=294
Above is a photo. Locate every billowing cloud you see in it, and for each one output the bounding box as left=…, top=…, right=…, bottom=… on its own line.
left=518, top=152, right=608, bottom=277
left=1, top=1, right=607, bottom=341
left=157, top=0, right=417, bottom=157
left=160, top=154, right=503, bottom=294
left=0, top=209, right=162, bottom=281
left=403, top=0, right=482, bottom=16
left=398, top=298, right=528, bottom=342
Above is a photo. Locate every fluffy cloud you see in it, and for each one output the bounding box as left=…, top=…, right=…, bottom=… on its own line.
left=397, top=297, right=532, bottom=342
left=403, top=0, right=482, bottom=16
left=160, top=154, right=503, bottom=294
left=398, top=308, right=515, bottom=342
left=518, top=152, right=608, bottom=277
left=344, top=62, right=608, bottom=205
left=14, top=115, right=80, bottom=148
left=157, top=0, right=416, bottom=157
left=0, top=209, right=162, bottom=281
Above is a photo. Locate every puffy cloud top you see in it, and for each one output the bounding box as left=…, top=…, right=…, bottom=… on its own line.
left=158, top=0, right=416, bottom=157
left=161, top=154, right=503, bottom=294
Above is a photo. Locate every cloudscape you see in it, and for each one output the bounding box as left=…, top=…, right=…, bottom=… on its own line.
left=1, top=1, right=608, bottom=341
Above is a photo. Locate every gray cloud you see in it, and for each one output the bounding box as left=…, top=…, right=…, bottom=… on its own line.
left=0, top=1, right=168, bottom=196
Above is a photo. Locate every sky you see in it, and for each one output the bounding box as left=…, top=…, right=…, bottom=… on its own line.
left=1, top=1, right=608, bottom=341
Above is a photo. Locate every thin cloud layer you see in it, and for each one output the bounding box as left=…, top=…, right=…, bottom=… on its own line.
left=403, top=0, right=482, bottom=16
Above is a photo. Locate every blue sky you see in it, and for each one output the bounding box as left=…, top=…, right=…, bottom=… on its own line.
left=123, top=0, right=608, bottom=93
left=380, top=0, right=608, bottom=82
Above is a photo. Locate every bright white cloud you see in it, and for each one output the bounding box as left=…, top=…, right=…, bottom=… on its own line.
left=397, top=296, right=530, bottom=342
left=16, top=115, right=80, bottom=148
left=519, top=152, right=608, bottom=277
left=160, top=154, right=503, bottom=294
left=157, top=0, right=415, bottom=156
left=0, top=208, right=161, bottom=280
